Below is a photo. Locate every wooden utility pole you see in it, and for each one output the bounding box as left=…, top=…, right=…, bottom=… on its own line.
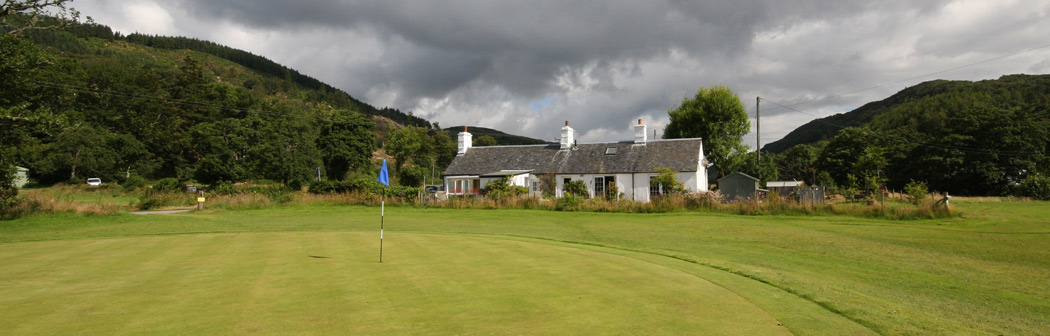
left=756, top=96, right=761, bottom=165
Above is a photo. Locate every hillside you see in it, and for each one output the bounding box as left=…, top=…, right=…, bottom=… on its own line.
left=29, top=20, right=431, bottom=129
left=1, top=18, right=556, bottom=187
left=442, top=126, right=552, bottom=146
left=2, top=18, right=428, bottom=186
left=763, top=74, right=1050, bottom=153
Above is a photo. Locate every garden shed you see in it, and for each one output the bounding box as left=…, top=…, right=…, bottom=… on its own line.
left=718, top=172, right=761, bottom=201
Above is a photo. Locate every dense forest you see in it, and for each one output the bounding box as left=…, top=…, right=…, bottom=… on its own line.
left=1, top=17, right=460, bottom=192
left=748, top=75, right=1050, bottom=196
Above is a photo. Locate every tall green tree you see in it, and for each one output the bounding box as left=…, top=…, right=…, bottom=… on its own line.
left=664, top=85, right=750, bottom=173
left=317, top=111, right=376, bottom=180
left=386, top=126, right=433, bottom=171
left=431, top=130, right=456, bottom=173
left=777, top=144, right=818, bottom=182
left=816, top=127, right=875, bottom=187
left=33, top=126, right=119, bottom=183
left=724, top=149, right=779, bottom=185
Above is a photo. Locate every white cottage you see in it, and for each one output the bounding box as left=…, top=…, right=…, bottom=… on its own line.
left=443, top=120, right=708, bottom=202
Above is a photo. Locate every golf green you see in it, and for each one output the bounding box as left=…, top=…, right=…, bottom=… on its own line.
left=0, top=232, right=789, bottom=335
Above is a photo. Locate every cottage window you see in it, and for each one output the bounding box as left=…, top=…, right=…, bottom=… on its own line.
left=605, top=147, right=617, bottom=155
left=649, top=177, right=664, bottom=198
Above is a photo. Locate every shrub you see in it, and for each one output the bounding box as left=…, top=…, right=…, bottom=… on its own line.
left=904, top=180, right=929, bottom=205
left=564, top=180, right=588, bottom=197
left=605, top=182, right=620, bottom=201
left=309, top=180, right=335, bottom=193
left=652, top=167, right=685, bottom=193
left=0, top=164, right=19, bottom=219
left=210, top=181, right=240, bottom=195
left=154, top=178, right=185, bottom=193
left=483, top=177, right=529, bottom=200
left=122, top=175, right=147, bottom=191
left=306, top=178, right=420, bottom=200
left=1015, top=175, right=1050, bottom=200
left=397, top=165, right=425, bottom=187
left=555, top=193, right=582, bottom=211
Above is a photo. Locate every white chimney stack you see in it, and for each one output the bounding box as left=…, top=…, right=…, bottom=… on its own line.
left=634, top=119, right=647, bottom=144
left=458, top=126, right=472, bottom=155
left=560, top=121, right=575, bottom=150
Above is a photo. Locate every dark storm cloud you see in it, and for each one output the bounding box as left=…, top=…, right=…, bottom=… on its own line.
left=78, top=0, right=1050, bottom=143
left=172, top=0, right=771, bottom=101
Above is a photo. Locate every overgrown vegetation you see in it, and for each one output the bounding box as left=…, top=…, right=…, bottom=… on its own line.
left=762, top=75, right=1050, bottom=196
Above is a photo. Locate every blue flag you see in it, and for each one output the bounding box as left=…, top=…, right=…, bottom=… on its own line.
left=377, top=159, right=390, bottom=186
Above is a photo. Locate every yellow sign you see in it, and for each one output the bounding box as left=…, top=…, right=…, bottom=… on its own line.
left=197, top=197, right=206, bottom=203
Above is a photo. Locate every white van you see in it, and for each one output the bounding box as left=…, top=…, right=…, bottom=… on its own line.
left=87, top=178, right=102, bottom=186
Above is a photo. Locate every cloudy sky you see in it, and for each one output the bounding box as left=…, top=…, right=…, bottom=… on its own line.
left=76, top=0, right=1050, bottom=146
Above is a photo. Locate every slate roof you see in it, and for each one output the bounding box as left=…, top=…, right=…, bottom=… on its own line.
left=717, top=171, right=759, bottom=182
left=443, top=138, right=703, bottom=176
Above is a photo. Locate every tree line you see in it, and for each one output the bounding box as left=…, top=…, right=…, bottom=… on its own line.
left=666, top=80, right=1050, bottom=198
left=1, top=21, right=466, bottom=196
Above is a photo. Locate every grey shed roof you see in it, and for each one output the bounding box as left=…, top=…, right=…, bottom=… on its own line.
left=444, top=138, right=703, bottom=177
left=718, top=172, right=759, bottom=182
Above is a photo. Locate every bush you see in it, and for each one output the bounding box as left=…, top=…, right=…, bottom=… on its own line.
left=555, top=193, right=582, bottom=211
left=1, top=164, right=19, bottom=219
left=1015, top=175, right=1050, bottom=200
left=652, top=167, right=685, bottom=193
left=564, top=180, right=588, bottom=197
left=307, top=178, right=420, bottom=199
left=397, top=165, right=425, bottom=187
left=210, top=181, right=240, bottom=195
left=483, top=177, right=529, bottom=200
left=154, top=178, right=185, bottom=193
left=904, top=180, right=929, bottom=205
left=122, top=175, right=147, bottom=191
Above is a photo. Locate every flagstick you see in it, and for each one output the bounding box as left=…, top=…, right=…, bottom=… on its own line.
left=380, top=200, right=384, bottom=263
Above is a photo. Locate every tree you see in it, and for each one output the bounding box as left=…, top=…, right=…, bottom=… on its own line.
left=664, top=85, right=750, bottom=173
left=188, top=119, right=252, bottom=184
left=317, top=111, right=376, bottom=180
left=724, top=150, right=779, bottom=185
left=473, top=135, right=497, bottom=146
left=431, top=130, right=456, bottom=174
left=816, top=127, right=874, bottom=187
left=1, top=0, right=87, bottom=36
left=777, top=144, right=818, bottom=182
left=386, top=126, right=433, bottom=171
left=246, top=117, right=321, bottom=186
left=33, top=126, right=120, bottom=183
left=852, top=146, right=888, bottom=197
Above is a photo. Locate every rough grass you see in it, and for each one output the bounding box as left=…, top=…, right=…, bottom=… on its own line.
left=1, top=200, right=1047, bottom=335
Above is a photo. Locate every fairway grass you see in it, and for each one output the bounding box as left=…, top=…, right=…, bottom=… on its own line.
left=1, top=232, right=791, bottom=335
left=2, top=200, right=1048, bottom=334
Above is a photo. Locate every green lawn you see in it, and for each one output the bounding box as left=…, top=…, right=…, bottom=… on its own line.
left=1, top=200, right=1047, bottom=335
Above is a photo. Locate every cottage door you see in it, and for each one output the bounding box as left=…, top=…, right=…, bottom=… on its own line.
left=594, top=177, right=606, bottom=198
